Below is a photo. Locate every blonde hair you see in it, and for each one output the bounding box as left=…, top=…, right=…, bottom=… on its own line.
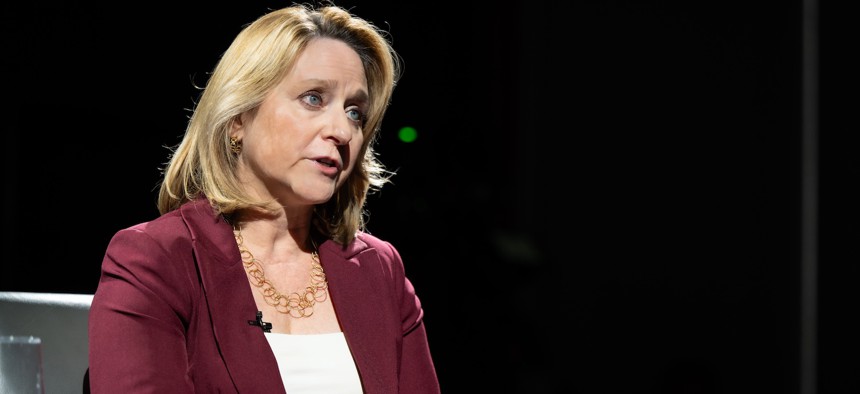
left=157, top=4, right=400, bottom=245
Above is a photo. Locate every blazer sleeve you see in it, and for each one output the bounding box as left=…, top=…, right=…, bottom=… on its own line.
left=380, top=240, right=441, bottom=393
left=88, top=225, right=197, bottom=393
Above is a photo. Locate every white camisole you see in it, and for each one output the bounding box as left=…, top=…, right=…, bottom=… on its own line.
left=263, top=332, right=363, bottom=393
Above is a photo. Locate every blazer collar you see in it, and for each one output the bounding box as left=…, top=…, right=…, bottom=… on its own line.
left=319, top=237, right=391, bottom=393
left=180, top=199, right=391, bottom=393
left=180, top=199, right=286, bottom=393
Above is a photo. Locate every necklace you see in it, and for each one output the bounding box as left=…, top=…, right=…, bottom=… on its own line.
left=234, top=227, right=328, bottom=318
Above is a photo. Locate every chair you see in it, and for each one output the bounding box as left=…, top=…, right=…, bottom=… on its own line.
left=0, top=291, right=93, bottom=394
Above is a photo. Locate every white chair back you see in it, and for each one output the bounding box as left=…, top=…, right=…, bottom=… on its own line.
left=0, top=292, right=92, bottom=394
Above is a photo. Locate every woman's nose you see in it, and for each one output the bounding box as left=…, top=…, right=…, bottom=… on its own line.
left=322, top=113, right=353, bottom=145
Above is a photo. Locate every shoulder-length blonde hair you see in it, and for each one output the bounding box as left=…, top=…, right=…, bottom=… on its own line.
left=157, top=4, right=401, bottom=245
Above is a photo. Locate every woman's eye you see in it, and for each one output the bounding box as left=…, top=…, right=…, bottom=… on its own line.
left=347, top=108, right=365, bottom=123
left=302, top=93, right=323, bottom=106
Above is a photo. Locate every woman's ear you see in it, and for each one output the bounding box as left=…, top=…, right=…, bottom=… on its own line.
left=229, top=114, right=245, bottom=140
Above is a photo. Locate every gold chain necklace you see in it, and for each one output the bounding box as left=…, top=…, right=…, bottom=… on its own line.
left=234, top=227, right=328, bottom=318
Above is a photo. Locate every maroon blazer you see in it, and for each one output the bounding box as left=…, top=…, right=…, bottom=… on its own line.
left=87, top=198, right=440, bottom=393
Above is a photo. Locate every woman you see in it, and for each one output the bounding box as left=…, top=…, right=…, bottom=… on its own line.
left=87, top=4, right=440, bottom=393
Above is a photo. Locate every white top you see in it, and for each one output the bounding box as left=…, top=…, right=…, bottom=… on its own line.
left=264, top=332, right=363, bottom=393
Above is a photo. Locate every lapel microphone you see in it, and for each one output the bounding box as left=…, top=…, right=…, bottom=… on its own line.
left=248, top=311, right=272, bottom=333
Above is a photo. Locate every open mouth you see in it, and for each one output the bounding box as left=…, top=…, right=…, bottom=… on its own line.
left=316, top=158, right=338, bottom=168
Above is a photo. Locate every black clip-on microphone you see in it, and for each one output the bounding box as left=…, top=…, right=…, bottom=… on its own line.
left=248, top=310, right=273, bottom=333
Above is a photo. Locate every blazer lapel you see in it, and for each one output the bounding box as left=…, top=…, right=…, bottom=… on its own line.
left=320, top=239, right=392, bottom=394
left=181, top=200, right=286, bottom=393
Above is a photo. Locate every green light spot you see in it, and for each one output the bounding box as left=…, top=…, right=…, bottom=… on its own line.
left=398, top=126, right=418, bottom=143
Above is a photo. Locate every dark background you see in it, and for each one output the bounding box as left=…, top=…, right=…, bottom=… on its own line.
left=1, top=1, right=855, bottom=393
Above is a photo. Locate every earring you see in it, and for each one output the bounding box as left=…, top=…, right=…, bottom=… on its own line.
left=230, top=137, right=242, bottom=154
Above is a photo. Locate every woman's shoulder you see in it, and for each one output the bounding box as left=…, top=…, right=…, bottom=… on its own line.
left=113, top=198, right=218, bottom=244
left=353, top=230, right=388, bottom=247
left=104, top=211, right=193, bottom=262
left=322, top=231, right=403, bottom=265
left=353, top=231, right=400, bottom=257
left=114, top=208, right=188, bottom=241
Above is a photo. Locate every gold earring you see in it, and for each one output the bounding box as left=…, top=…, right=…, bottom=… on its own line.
left=230, top=137, right=242, bottom=154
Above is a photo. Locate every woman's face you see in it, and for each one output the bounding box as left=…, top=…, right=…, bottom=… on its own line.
left=232, top=37, right=368, bottom=209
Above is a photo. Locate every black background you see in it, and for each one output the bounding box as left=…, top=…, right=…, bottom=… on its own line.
left=1, top=1, right=856, bottom=393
